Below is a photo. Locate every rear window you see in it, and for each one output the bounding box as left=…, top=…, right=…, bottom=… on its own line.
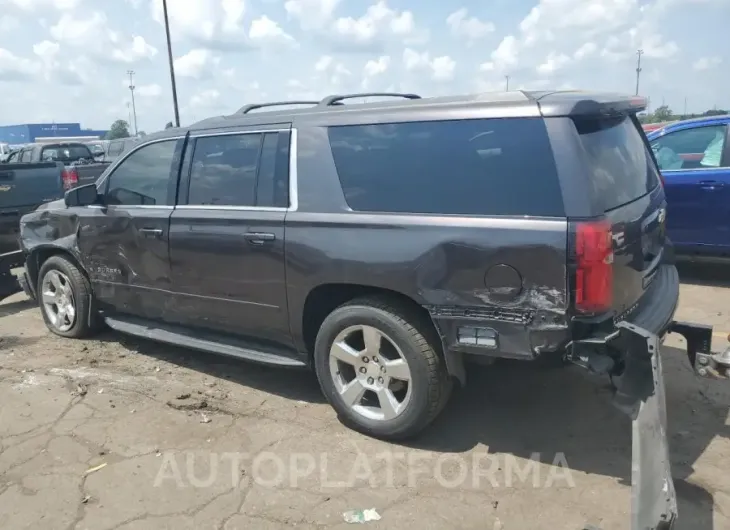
left=328, top=118, right=564, bottom=217
left=573, top=114, right=660, bottom=211
left=41, top=144, right=93, bottom=162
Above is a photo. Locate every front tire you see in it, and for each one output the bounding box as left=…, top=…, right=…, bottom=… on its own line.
left=314, top=297, right=452, bottom=440
left=37, top=255, right=101, bottom=338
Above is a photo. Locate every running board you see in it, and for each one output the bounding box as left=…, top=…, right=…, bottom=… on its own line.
left=103, top=315, right=307, bottom=368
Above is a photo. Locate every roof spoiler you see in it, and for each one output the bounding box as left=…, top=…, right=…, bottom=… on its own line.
left=531, top=91, right=649, bottom=117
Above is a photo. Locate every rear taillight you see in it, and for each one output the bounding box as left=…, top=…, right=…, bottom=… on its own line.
left=61, top=167, right=78, bottom=190
left=575, top=220, right=613, bottom=313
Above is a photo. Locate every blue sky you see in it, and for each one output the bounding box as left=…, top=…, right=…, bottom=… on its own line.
left=0, top=0, right=727, bottom=132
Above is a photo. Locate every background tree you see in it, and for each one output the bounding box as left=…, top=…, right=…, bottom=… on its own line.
left=652, top=105, right=673, bottom=122
left=106, top=120, right=131, bottom=140
left=164, top=121, right=174, bottom=129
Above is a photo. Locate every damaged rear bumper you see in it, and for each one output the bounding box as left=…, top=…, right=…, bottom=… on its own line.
left=574, top=319, right=730, bottom=529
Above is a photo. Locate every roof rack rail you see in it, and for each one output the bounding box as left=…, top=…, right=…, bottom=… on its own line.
left=319, top=92, right=421, bottom=107
left=236, top=101, right=320, bottom=114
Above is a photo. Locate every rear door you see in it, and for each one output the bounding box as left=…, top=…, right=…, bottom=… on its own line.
left=649, top=122, right=730, bottom=251
left=167, top=127, right=293, bottom=347
left=571, top=113, right=666, bottom=318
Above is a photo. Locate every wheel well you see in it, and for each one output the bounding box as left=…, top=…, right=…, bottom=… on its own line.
left=28, top=248, right=87, bottom=291
left=301, top=283, right=436, bottom=357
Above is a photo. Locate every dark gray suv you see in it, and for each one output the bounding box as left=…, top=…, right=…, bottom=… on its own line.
left=16, top=91, right=723, bottom=444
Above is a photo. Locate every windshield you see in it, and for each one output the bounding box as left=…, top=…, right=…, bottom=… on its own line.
left=41, top=144, right=93, bottom=163
left=573, top=114, right=660, bottom=212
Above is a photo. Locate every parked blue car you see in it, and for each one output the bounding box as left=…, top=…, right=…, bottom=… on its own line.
left=647, top=115, right=730, bottom=256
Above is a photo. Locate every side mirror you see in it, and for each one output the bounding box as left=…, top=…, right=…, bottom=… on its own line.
left=65, top=183, right=100, bottom=207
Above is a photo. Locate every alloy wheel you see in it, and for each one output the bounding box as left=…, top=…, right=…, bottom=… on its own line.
left=41, top=270, right=76, bottom=332
left=328, top=324, right=413, bottom=421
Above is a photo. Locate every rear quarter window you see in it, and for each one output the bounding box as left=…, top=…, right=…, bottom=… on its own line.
left=573, top=114, right=660, bottom=212
left=327, top=118, right=564, bottom=217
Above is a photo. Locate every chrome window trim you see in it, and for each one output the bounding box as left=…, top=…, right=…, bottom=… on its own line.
left=190, top=128, right=288, bottom=139
left=288, top=128, right=298, bottom=212
left=175, top=205, right=287, bottom=212
left=93, top=127, right=298, bottom=213
left=661, top=166, right=729, bottom=173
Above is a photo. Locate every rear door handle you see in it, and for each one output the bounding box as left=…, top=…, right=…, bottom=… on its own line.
left=244, top=232, right=276, bottom=244
left=699, top=180, right=723, bottom=190
left=139, top=228, right=163, bottom=237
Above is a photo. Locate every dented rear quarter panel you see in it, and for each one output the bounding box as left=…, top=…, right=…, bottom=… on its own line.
left=286, top=122, right=571, bottom=360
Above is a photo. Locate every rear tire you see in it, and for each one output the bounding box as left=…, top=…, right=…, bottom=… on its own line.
left=314, top=297, right=452, bottom=440
left=37, top=255, right=102, bottom=338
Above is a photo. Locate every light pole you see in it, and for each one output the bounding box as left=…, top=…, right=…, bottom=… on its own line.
left=127, top=70, right=138, bottom=135
left=635, top=49, right=643, bottom=96
left=505, top=75, right=510, bottom=91
left=162, top=0, right=181, bottom=127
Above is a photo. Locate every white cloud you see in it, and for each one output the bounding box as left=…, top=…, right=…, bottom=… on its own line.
left=446, top=8, right=494, bottom=44
left=174, top=49, right=219, bottom=79
left=190, top=88, right=221, bottom=108
left=249, top=16, right=297, bottom=47
left=0, top=48, right=41, bottom=81
left=285, top=0, right=340, bottom=29
left=331, top=1, right=421, bottom=48
left=693, top=56, right=722, bottom=70
left=112, top=36, right=158, bottom=63
left=151, top=0, right=247, bottom=49
left=32, top=40, right=60, bottom=60
left=315, top=55, right=333, bottom=71
left=489, top=35, right=520, bottom=70
left=403, top=48, right=455, bottom=81
left=536, top=51, right=571, bottom=74
left=364, top=55, right=390, bottom=77
left=574, top=42, right=597, bottom=60
left=431, top=56, right=456, bottom=81
left=136, top=83, right=163, bottom=97
left=7, top=0, right=80, bottom=10
left=0, top=15, right=20, bottom=31
left=221, top=0, right=246, bottom=32
left=50, top=12, right=108, bottom=46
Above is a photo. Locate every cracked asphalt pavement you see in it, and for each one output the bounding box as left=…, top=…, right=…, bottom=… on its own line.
left=1, top=262, right=730, bottom=529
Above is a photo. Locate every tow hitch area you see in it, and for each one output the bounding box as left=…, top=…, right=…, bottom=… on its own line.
left=670, top=321, right=730, bottom=379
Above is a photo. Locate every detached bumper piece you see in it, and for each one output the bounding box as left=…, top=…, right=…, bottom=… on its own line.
left=568, top=318, right=730, bottom=529
left=611, top=322, right=677, bottom=530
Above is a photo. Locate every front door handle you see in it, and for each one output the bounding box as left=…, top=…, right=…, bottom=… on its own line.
left=243, top=232, right=275, bottom=244
left=699, top=180, right=723, bottom=191
left=139, top=228, right=163, bottom=237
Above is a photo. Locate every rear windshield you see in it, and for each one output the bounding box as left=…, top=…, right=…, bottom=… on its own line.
left=328, top=118, right=564, bottom=217
left=573, top=114, right=660, bottom=211
left=41, top=144, right=93, bottom=163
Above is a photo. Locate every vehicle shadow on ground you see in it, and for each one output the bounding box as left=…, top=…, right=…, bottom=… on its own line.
left=408, top=351, right=728, bottom=530
left=0, top=298, right=34, bottom=318
left=97, top=330, right=326, bottom=404
left=100, top=323, right=726, bottom=528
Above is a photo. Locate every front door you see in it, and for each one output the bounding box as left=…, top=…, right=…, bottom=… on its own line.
left=651, top=123, right=730, bottom=252
left=77, top=137, right=185, bottom=321
left=168, top=128, right=293, bottom=348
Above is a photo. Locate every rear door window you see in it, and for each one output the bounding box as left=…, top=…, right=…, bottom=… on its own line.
left=187, top=134, right=263, bottom=207
left=573, top=114, right=660, bottom=211
left=328, top=118, right=564, bottom=217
